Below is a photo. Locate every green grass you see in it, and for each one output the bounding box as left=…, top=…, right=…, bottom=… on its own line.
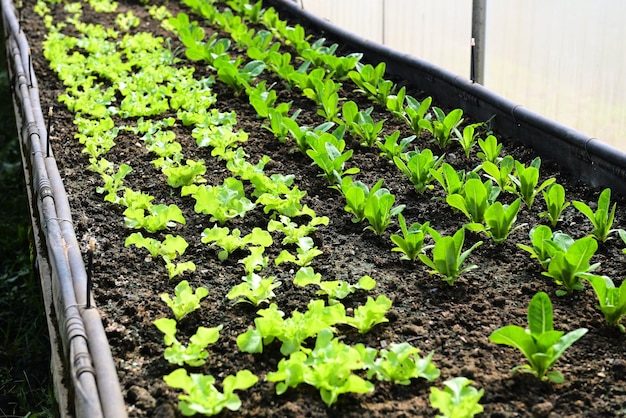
left=0, top=45, right=55, bottom=417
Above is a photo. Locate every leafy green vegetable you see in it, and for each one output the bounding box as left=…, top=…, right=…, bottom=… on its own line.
left=154, top=318, right=222, bottom=367
left=489, top=291, right=587, bottom=383
left=402, top=95, right=432, bottom=137
left=302, top=76, right=342, bottom=122
left=418, top=228, right=483, bottom=285
left=348, top=62, right=394, bottom=106
left=572, top=188, right=618, bottom=242
left=236, top=300, right=347, bottom=355
left=123, top=203, right=186, bottom=233
left=358, top=344, right=440, bottom=385
left=181, top=178, right=255, bottom=224
left=201, top=225, right=272, bottom=262
left=429, top=377, right=484, bottom=418
left=393, top=148, right=444, bottom=193
left=476, top=134, right=502, bottom=163
left=363, top=188, right=405, bottom=236
left=346, top=295, right=393, bottom=334
left=430, top=163, right=472, bottom=198
left=160, top=280, right=208, bottom=320
left=164, top=368, right=257, bottom=416
left=227, top=273, right=281, bottom=306
left=422, top=107, right=463, bottom=150
left=480, top=155, right=515, bottom=191
left=162, top=159, right=207, bottom=188
left=293, top=267, right=376, bottom=303
left=583, top=274, right=626, bottom=332
left=542, top=235, right=599, bottom=295
left=339, top=177, right=385, bottom=223
left=306, top=131, right=359, bottom=185
left=517, top=225, right=564, bottom=270
left=267, top=214, right=328, bottom=245
left=508, top=157, right=556, bottom=208
left=390, top=214, right=429, bottom=261
left=446, top=178, right=499, bottom=224
left=455, top=123, right=482, bottom=159
left=341, top=100, right=385, bottom=147
left=466, top=198, right=524, bottom=244
left=539, top=183, right=570, bottom=227
left=266, top=329, right=374, bottom=406
left=376, top=130, right=416, bottom=160
left=275, top=236, right=323, bottom=267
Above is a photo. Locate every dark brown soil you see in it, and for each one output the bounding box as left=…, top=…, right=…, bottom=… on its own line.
left=22, top=0, right=626, bottom=417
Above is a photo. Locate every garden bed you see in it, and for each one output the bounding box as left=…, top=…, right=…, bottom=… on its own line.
left=19, top=0, right=626, bottom=416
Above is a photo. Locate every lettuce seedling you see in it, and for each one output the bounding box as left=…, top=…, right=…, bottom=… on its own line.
left=154, top=318, right=222, bottom=367
left=306, top=132, right=359, bottom=185
left=446, top=178, right=499, bottom=224
left=508, top=157, right=556, bottom=208
left=364, top=189, right=405, bottom=236
left=95, top=162, right=132, bottom=204
left=418, top=228, right=483, bottom=285
left=348, top=62, right=394, bottom=106
left=162, top=159, right=207, bottom=188
left=403, top=95, right=432, bottom=137
left=201, top=226, right=272, bottom=262
left=239, top=246, right=268, bottom=274
left=489, top=291, right=588, bottom=383
left=341, top=100, right=385, bottom=147
left=358, top=343, right=439, bottom=385
left=476, top=134, right=502, bottom=163
left=236, top=300, right=347, bottom=355
left=294, top=267, right=376, bottom=303
left=572, top=187, right=618, bottom=242
left=266, top=329, right=374, bottom=406
left=302, top=76, right=342, bottom=122
left=275, top=236, right=323, bottom=267
left=430, top=163, right=475, bottom=198
left=542, top=235, right=599, bottom=295
left=539, top=183, right=570, bottom=227
left=429, top=377, right=484, bottom=418
left=267, top=214, right=329, bottom=245
left=422, top=107, right=463, bottom=150
left=227, top=273, right=281, bottom=306
left=376, top=130, right=416, bottom=160
left=455, top=123, right=482, bottom=159
left=346, top=295, right=393, bottom=334
left=123, top=203, right=186, bottom=233
left=393, top=148, right=444, bottom=193
left=480, top=155, right=515, bottom=191
left=517, top=225, right=564, bottom=270
left=339, top=177, right=385, bottom=223
left=164, top=368, right=257, bottom=416
left=160, top=280, right=208, bottom=321
left=467, top=198, right=524, bottom=244
left=181, top=178, right=255, bottom=225
left=390, top=214, right=429, bottom=261
left=385, top=85, right=407, bottom=119
left=583, top=274, right=626, bottom=332
left=125, top=232, right=187, bottom=259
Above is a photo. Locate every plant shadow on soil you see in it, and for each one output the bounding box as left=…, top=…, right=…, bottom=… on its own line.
left=21, top=0, right=626, bottom=417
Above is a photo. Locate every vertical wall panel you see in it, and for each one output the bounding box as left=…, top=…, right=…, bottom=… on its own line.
left=298, top=0, right=626, bottom=151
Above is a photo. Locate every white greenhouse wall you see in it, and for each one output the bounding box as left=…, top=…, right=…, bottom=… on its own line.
left=297, top=0, right=626, bottom=152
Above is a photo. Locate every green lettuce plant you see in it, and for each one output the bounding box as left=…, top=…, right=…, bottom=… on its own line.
left=302, top=76, right=342, bottom=122
left=402, top=95, right=432, bottom=137
left=455, top=123, right=482, bottom=159
left=446, top=178, right=499, bottom=224
left=390, top=214, right=429, bottom=261
left=418, top=227, right=483, bottom=285
left=164, top=368, right=257, bottom=416
left=430, top=163, right=471, bottom=198
left=572, top=188, right=618, bottom=242
left=275, top=236, right=323, bottom=267
left=345, top=295, right=393, bottom=334
left=363, top=188, right=405, bottom=236
left=393, top=148, right=444, bottom=193
left=480, top=155, right=515, bottom=191
left=162, top=159, right=207, bottom=188
left=293, top=267, right=376, bottom=303
left=489, top=291, right=588, bottom=383
left=181, top=178, right=255, bottom=224
left=376, top=130, right=416, bottom=160
left=267, top=214, right=329, bottom=245
left=542, top=235, right=599, bottom=296
left=476, top=134, right=502, bottom=163
left=466, top=198, right=524, bottom=244
left=306, top=131, right=359, bottom=185
left=422, top=107, right=463, bottom=150
left=339, top=177, right=385, bottom=223
left=200, top=226, right=273, bottom=262
left=385, top=85, right=407, bottom=119
left=341, top=100, right=385, bottom=147
left=266, top=329, right=374, bottom=406
left=154, top=318, right=222, bottom=367
left=539, top=183, right=570, bottom=227
left=227, top=273, right=281, bottom=306
left=429, top=377, right=484, bottom=418
left=508, top=157, right=556, bottom=208
left=583, top=274, right=626, bottom=332
left=517, top=225, right=568, bottom=270
left=358, top=343, right=440, bottom=385
left=348, top=62, right=394, bottom=106
left=123, top=203, right=186, bottom=233
left=160, top=280, right=208, bottom=321
left=236, top=300, right=347, bottom=355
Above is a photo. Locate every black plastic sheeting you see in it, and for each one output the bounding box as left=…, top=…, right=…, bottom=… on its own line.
left=266, top=0, right=626, bottom=195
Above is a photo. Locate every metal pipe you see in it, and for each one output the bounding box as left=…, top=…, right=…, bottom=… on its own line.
left=471, top=0, right=486, bottom=84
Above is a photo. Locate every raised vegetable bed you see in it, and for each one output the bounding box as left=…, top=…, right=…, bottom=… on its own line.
left=8, top=0, right=626, bottom=416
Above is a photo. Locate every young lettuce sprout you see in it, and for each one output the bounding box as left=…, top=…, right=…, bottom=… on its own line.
left=390, top=213, right=429, bottom=261
left=466, top=198, right=525, bottom=244
left=582, top=274, right=626, bottom=332
left=455, top=122, right=483, bottom=159
left=507, top=157, right=556, bottom=208
left=429, top=377, right=484, bottom=418
left=160, top=280, right=208, bottom=320
left=476, top=134, right=502, bottom=163
left=489, top=291, right=588, bottom=383
left=539, top=183, right=570, bottom=227
left=418, top=227, right=483, bottom=285
left=542, top=235, right=600, bottom=296
left=572, top=187, right=618, bottom=242
left=393, top=148, right=445, bottom=194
